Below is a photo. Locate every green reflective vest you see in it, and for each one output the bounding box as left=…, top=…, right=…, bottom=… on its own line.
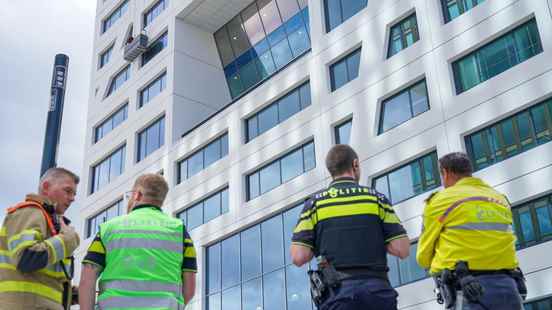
left=98, top=206, right=185, bottom=309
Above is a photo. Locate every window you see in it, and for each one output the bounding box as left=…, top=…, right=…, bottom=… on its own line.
left=512, top=193, right=552, bottom=250
left=137, top=116, right=165, bottom=162
left=465, top=98, right=552, bottom=171
left=99, top=45, right=113, bottom=69
left=206, top=203, right=315, bottom=310
left=330, top=47, right=361, bottom=91
left=143, top=0, right=167, bottom=28
left=91, top=145, right=126, bottom=194
left=86, top=200, right=124, bottom=238
left=324, top=0, right=367, bottom=32
left=388, top=13, right=419, bottom=58
left=177, top=134, right=229, bottom=184
left=106, top=65, right=131, bottom=97
left=442, top=0, right=485, bottom=23
left=247, top=141, right=315, bottom=200
left=379, top=79, right=429, bottom=134
left=524, top=297, right=552, bottom=310
left=94, top=104, right=128, bottom=143
left=142, top=32, right=168, bottom=66
left=453, top=18, right=543, bottom=94
left=176, top=188, right=229, bottom=231
left=387, top=243, right=429, bottom=287
left=373, top=151, right=440, bottom=204
left=246, top=81, right=311, bottom=142
left=335, top=119, right=352, bottom=144
left=102, top=0, right=129, bottom=33
left=139, top=71, right=167, bottom=107
left=214, top=0, right=310, bottom=99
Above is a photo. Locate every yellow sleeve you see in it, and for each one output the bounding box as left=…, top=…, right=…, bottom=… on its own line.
left=416, top=200, right=444, bottom=270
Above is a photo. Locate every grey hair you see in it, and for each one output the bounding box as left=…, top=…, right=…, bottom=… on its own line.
left=39, top=167, right=80, bottom=191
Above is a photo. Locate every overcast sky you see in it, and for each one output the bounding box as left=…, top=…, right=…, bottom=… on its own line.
left=0, top=0, right=97, bottom=230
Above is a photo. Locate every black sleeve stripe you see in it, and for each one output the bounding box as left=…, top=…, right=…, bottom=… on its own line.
left=82, top=251, right=106, bottom=268
left=17, top=249, right=49, bottom=272
left=182, top=258, right=197, bottom=271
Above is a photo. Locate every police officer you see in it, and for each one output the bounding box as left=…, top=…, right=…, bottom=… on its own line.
left=290, top=144, right=410, bottom=310
left=79, top=173, right=197, bottom=310
left=0, top=167, right=81, bottom=310
left=417, top=152, right=524, bottom=310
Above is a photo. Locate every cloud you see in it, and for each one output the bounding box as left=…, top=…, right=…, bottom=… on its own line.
left=0, top=0, right=96, bottom=229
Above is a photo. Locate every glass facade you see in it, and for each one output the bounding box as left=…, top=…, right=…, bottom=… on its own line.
left=453, top=19, right=543, bottom=94
left=106, top=65, right=131, bottom=97
left=379, top=79, right=429, bottom=134
left=387, top=243, right=428, bottom=287
left=442, top=0, right=485, bottom=23
left=214, top=0, right=310, bottom=99
left=373, top=151, right=440, bottom=204
left=246, top=82, right=311, bottom=142
left=388, top=13, right=419, bottom=58
left=247, top=141, right=315, bottom=200
left=512, top=193, right=552, bottom=250
left=139, top=71, right=167, bottom=107
left=94, top=103, right=128, bottom=143
left=137, top=116, right=165, bottom=162
left=466, top=98, right=552, bottom=171
left=86, top=200, right=124, bottom=238
left=99, top=45, right=113, bottom=69
left=335, top=119, right=352, bottom=144
left=330, top=47, right=361, bottom=91
left=525, top=297, right=552, bottom=310
left=206, top=203, right=315, bottom=310
left=102, top=0, right=129, bottom=33
left=91, top=145, right=126, bottom=194
left=176, top=188, right=229, bottom=231
left=144, top=0, right=167, bottom=28
left=142, top=32, right=168, bottom=66
left=177, top=134, right=229, bottom=184
left=324, top=0, right=368, bottom=32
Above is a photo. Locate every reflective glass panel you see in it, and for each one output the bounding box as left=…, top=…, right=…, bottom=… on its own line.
left=262, top=216, right=284, bottom=272
left=221, top=235, right=241, bottom=289
left=241, top=225, right=262, bottom=280
left=263, top=269, right=286, bottom=310
left=281, top=148, right=303, bottom=183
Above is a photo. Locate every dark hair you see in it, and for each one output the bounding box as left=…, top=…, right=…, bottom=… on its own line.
left=438, top=152, right=473, bottom=176
left=325, top=144, right=359, bottom=177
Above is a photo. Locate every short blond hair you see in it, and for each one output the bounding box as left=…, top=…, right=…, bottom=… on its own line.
left=133, top=173, right=169, bottom=205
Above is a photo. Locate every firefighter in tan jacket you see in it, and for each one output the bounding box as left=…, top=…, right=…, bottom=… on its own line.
left=0, top=167, right=80, bottom=310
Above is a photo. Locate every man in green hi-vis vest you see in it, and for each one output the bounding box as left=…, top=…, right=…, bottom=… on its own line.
left=79, top=174, right=197, bottom=310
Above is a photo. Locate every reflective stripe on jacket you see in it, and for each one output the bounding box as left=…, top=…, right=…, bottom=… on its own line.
left=416, top=177, right=518, bottom=274
left=98, top=206, right=185, bottom=309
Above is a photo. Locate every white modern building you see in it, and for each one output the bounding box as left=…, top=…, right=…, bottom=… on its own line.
left=78, top=0, right=552, bottom=309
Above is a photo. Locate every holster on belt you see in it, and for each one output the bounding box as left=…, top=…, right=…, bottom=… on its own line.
left=434, top=269, right=457, bottom=309
left=509, top=268, right=527, bottom=300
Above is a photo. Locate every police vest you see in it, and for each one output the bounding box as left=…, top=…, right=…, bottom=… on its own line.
left=313, top=184, right=391, bottom=271
left=98, top=206, right=185, bottom=309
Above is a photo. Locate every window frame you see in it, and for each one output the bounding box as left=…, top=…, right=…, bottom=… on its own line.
left=378, top=78, right=430, bottom=134
left=98, top=43, right=115, bottom=69
left=176, top=133, right=230, bottom=184
left=136, top=115, right=166, bottom=162
left=139, top=70, right=167, bottom=108
left=441, top=0, right=485, bottom=23
left=175, top=186, right=230, bottom=231
left=141, top=31, right=169, bottom=67
left=323, top=0, right=368, bottom=32
left=334, top=118, right=353, bottom=144
left=143, top=0, right=167, bottom=29
left=329, top=47, right=362, bottom=91
left=90, top=144, right=126, bottom=195
left=387, top=12, right=419, bottom=58
left=246, top=140, right=316, bottom=201
left=101, top=0, right=129, bottom=34
left=512, top=193, right=552, bottom=250
left=105, top=64, right=131, bottom=98
left=372, top=151, right=441, bottom=204
left=86, top=199, right=124, bottom=238
left=93, top=102, right=129, bottom=143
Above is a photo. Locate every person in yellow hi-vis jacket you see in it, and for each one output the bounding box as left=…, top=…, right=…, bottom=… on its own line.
left=417, top=152, right=526, bottom=310
left=0, top=167, right=80, bottom=310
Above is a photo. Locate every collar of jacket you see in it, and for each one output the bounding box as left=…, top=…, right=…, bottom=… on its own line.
left=454, top=177, right=487, bottom=187
left=330, top=176, right=357, bottom=186
left=132, top=204, right=162, bottom=213
left=25, top=193, right=56, bottom=208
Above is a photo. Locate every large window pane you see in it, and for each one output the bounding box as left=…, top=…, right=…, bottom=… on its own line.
left=248, top=172, right=260, bottom=200
left=398, top=243, right=427, bottom=284
left=207, top=244, right=221, bottom=294
left=331, top=60, right=348, bottom=91
left=277, top=0, right=300, bottom=22
left=221, top=235, right=241, bottom=289
left=258, top=104, right=279, bottom=135
left=227, top=16, right=251, bottom=58
left=242, top=3, right=266, bottom=46
left=281, top=149, right=303, bottom=182
left=187, top=204, right=203, bottom=231
left=388, top=14, right=419, bottom=57
left=243, top=278, right=263, bottom=310
left=519, top=209, right=535, bottom=243
left=278, top=90, right=301, bottom=122
left=453, top=19, right=542, bottom=93
left=188, top=151, right=204, bottom=177
left=271, top=38, right=293, bottom=69
left=286, top=264, right=312, bottom=310
left=284, top=205, right=303, bottom=264
left=260, top=161, right=281, bottom=194
left=410, top=81, right=429, bottom=116
left=263, top=269, right=286, bottom=310
left=203, top=193, right=221, bottom=222
left=325, top=0, right=367, bottom=32
left=346, top=48, right=361, bottom=81
left=303, top=142, right=316, bottom=171
left=258, top=0, right=283, bottom=34
left=335, top=120, right=352, bottom=144
left=388, top=165, right=416, bottom=204
left=221, top=285, right=241, bottom=310
left=381, top=91, right=411, bottom=132
left=331, top=48, right=361, bottom=91
left=535, top=201, right=552, bottom=236
left=262, top=216, right=284, bottom=273
left=241, top=226, right=262, bottom=280
left=215, top=29, right=235, bottom=67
